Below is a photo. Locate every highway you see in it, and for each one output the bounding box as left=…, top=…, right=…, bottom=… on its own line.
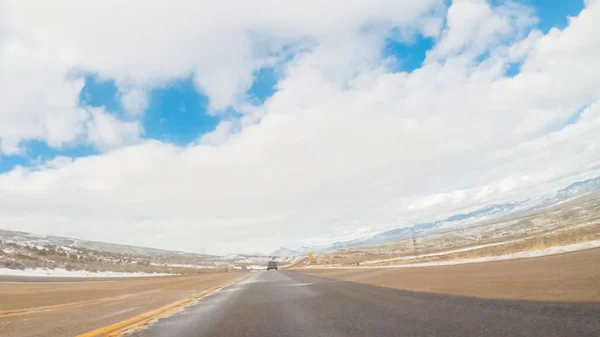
left=133, top=270, right=600, bottom=337
left=0, top=272, right=248, bottom=337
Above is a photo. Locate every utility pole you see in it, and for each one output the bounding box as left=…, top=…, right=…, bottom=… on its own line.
left=410, top=228, right=418, bottom=258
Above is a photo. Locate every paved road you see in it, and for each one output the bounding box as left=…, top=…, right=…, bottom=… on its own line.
left=0, top=273, right=247, bottom=337
left=134, top=270, right=600, bottom=337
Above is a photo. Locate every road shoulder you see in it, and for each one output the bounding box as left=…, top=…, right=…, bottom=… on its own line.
left=295, top=248, right=600, bottom=302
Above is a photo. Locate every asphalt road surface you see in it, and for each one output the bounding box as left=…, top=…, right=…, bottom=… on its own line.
left=0, top=273, right=247, bottom=337
left=134, top=270, right=600, bottom=337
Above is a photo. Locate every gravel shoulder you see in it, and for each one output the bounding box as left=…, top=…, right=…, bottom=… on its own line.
left=296, top=247, right=600, bottom=302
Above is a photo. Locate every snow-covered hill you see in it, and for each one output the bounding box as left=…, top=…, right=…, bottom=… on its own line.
left=0, top=229, right=229, bottom=274
left=0, top=229, right=216, bottom=259
left=270, top=247, right=302, bottom=256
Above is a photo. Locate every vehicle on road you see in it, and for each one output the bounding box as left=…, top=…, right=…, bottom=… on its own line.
left=267, top=260, right=278, bottom=271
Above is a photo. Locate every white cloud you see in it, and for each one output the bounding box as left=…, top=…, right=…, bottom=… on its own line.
left=199, top=121, right=234, bottom=146
left=427, top=0, right=536, bottom=62
left=0, top=9, right=142, bottom=154
left=43, top=156, right=74, bottom=169
left=120, top=88, right=149, bottom=116
left=85, top=108, right=141, bottom=150
left=3, top=0, right=443, bottom=111
left=0, top=35, right=87, bottom=153
left=1, top=0, right=600, bottom=254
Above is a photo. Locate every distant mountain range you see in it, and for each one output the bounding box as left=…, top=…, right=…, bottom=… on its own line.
left=270, top=247, right=302, bottom=257
left=270, top=246, right=315, bottom=257
left=270, top=175, right=600, bottom=256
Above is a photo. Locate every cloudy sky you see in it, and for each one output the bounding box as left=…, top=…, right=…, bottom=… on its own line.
left=1, top=0, right=599, bottom=254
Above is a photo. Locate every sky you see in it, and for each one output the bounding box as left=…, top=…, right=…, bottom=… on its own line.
left=1, top=0, right=599, bottom=254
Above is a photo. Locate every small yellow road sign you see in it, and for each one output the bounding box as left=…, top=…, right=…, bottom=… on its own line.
left=308, top=253, right=313, bottom=258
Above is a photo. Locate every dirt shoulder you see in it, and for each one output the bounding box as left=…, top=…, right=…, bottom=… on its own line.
left=297, top=248, right=600, bottom=302
left=0, top=271, right=249, bottom=337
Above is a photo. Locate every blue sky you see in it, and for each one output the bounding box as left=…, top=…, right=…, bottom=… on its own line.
left=0, top=69, right=280, bottom=173
left=524, top=0, right=584, bottom=32
left=0, top=0, right=585, bottom=174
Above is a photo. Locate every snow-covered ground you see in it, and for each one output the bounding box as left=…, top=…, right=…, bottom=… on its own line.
left=308, top=240, right=600, bottom=269
left=150, top=263, right=216, bottom=269
left=246, top=265, right=267, bottom=270
left=362, top=240, right=523, bottom=265
left=0, top=268, right=173, bottom=278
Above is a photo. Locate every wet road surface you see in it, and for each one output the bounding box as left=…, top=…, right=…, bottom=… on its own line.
left=133, top=270, right=600, bottom=337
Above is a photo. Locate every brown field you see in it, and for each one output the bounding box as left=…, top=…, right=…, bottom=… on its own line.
left=299, top=247, right=600, bottom=302
left=0, top=272, right=249, bottom=337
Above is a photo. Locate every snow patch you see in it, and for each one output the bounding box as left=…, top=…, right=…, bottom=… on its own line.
left=309, top=240, right=600, bottom=269
left=246, top=265, right=267, bottom=270
left=57, top=246, right=78, bottom=253
left=150, top=263, right=216, bottom=269
left=362, top=240, right=522, bottom=265
left=0, top=268, right=173, bottom=278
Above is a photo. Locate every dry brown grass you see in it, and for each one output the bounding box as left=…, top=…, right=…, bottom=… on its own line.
left=0, top=241, right=230, bottom=275
left=299, top=247, right=600, bottom=302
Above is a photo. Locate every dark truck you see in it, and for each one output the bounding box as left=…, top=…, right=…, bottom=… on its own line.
left=267, top=260, right=278, bottom=271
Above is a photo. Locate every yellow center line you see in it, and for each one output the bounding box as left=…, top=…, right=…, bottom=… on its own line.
left=0, top=289, right=162, bottom=318
left=74, top=275, right=250, bottom=337
left=75, top=296, right=196, bottom=337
